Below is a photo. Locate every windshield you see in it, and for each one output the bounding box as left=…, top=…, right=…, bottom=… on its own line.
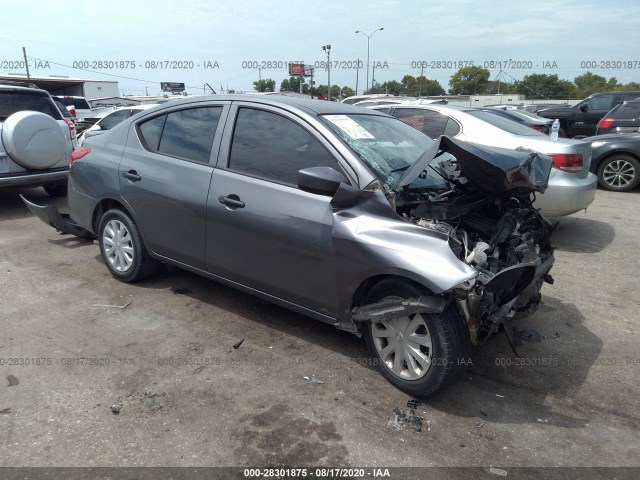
left=0, top=91, right=59, bottom=120
left=466, top=110, right=548, bottom=136
left=321, top=113, right=449, bottom=190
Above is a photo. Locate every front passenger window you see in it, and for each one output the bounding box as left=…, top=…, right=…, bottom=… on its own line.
left=228, top=108, right=340, bottom=186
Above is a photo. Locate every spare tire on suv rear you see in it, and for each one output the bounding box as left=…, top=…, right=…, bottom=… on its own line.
left=1, top=111, right=67, bottom=169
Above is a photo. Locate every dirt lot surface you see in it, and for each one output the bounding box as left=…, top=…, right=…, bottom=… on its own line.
left=1, top=186, right=639, bottom=477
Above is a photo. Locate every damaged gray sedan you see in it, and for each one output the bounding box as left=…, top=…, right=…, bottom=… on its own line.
left=21, top=96, right=555, bottom=396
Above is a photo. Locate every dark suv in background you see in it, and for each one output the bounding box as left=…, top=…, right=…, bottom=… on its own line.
left=596, top=99, right=640, bottom=135
left=0, top=81, right=76, bottom=196
left=537, top=91, right=640, bottom=138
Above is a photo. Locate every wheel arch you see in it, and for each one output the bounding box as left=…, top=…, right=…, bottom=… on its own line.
left=351, top=274, right=438, bottom=310
left=595, top=149, right=640, bottom=171
left=92, top=198, right=130, bottom=234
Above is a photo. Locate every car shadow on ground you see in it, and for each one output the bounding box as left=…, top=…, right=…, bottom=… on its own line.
left=551, top=216, right=615, bottom=253
left=424, top=295, right=601, bottom=427
left=128, top=267, right=601, bottom=428
left=132, top=267, right=372, bottom=362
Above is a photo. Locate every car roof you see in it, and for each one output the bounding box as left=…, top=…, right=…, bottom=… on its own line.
left=159, top=94, right=390, bottom=116
left=372, top=102, right=473, bottom=113
left=0, top=84, right=50, bottom=95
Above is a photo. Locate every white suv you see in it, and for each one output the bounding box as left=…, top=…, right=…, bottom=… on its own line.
left=0, top=82, right=75, bottom=196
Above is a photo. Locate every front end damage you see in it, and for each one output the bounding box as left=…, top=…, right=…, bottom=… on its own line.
left=352, top=136, right=555, bottom=349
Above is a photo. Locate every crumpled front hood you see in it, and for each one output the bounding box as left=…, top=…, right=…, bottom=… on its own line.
left=397, top=135, right=553, bottom=194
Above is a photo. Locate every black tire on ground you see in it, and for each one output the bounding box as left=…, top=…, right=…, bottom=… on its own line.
left=596, top=154, right=640, bottom=192
left=97, top=208, right=158, bottom=282
left=362, top=277, right=470, bottom=398
left=43, top=183, right=67, bottom=197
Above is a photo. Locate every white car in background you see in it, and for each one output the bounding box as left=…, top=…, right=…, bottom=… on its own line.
left=370, top=103, right=597, bottom=217
left=78, top=104, right=158, bottom=145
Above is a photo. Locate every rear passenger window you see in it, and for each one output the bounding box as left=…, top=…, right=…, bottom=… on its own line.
left=228, top=108, right=339, bottom=186
left=138, top=107, right=222, bottom=163
left=613, top=102, right=640, bottom=119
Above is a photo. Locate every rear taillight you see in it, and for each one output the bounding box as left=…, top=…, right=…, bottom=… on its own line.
left=549, top=153, right=583, bottom=172
left=63, top=118, right=76, bottom=140
left=531, top=125, right=544, bottom=131
left=70, top=147, right=91, bottom=166
left=597, top=118, right=614, bottom=130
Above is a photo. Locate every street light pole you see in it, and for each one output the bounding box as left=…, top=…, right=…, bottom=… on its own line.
left=355, top=27, right=383, bottom=93
left=322, top=44, right=331, bottom=101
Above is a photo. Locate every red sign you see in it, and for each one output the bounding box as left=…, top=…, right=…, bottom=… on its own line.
left=289, top=63, right=304, bottom=76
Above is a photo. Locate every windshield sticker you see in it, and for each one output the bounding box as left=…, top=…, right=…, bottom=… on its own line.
left=324, top=115, right=375, bottom=139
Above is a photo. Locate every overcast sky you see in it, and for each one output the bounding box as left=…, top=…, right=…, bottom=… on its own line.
left=2, top=0, right=639, bottom=96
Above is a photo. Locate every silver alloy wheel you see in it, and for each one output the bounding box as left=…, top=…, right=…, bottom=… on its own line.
left=603, top=159, right=636, bottom=189
left=371, top=313, right=433, bottom=380
left=102, top=219, right=134, bottom=273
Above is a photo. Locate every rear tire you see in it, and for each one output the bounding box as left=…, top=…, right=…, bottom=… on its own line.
left=98, top=208, right=158, bottom=282
left=362, top=278, right=470, bottom=397
left=597, top=155, right=640, bottom=192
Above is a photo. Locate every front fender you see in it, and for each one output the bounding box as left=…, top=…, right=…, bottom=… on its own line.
left=332, top=191, right=477, bottom=323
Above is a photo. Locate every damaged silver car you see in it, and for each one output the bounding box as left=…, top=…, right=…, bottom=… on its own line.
left=20, top=96, right=555, bottom=396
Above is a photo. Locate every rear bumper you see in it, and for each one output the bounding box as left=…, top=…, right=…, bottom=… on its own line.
left=19, top=195, right=94, bottom=239
left=534, top=171, right=597, bottom=217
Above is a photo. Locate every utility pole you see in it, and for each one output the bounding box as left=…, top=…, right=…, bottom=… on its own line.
left=355, top=58, right=359, bottom=96
left=322, top=45, right=331, bottom=101
left=355, top=28, right=384, bottom=93
left=22, top=47, right=30, bottom=79
left=418, top=62, right=424, bottom=97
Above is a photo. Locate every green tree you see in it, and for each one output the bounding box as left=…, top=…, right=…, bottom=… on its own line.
left=415, top=76, right=446, bottom=96
left=484, top=80, right=517, bottom=95
left=573, top=72, right=614, bottom=97
left=617, top=81, right=640, bottom=91
left=514, top=73, right=578, bottom=99
left=340, top=86, right=355, bottom=98
left=448, top=66, right=491, bottom=94
left=253, top=78, right=276, bottom=92
left=372, top=80, right=403, bottom=95
left=280, top=76, right=309, bottom=93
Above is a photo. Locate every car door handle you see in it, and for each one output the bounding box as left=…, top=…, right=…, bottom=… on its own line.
left=218, top=195, right=245, bottom=209
left=122, top=170, right=141, bottom=182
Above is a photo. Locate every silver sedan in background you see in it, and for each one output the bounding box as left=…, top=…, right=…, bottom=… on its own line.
left=370, top=103, right=597, bottom=217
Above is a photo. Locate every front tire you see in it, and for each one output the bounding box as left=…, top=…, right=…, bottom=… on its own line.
left=98, top=209, right=157, bottom=282
left=362, top=278, right=470, bottom=397
left=597, top=155, right=640, bottom=192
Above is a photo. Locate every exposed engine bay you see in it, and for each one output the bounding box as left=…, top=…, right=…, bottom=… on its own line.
left=393, top=137, right=555, bottom=345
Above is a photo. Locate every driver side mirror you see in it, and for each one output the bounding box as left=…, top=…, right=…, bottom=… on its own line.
left=579, top=104, right=589, bottom=112
left=298, top=166, right=348, bottom=196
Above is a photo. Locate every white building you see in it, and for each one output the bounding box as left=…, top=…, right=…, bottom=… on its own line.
left=0, top=74, right=119, bottom=100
